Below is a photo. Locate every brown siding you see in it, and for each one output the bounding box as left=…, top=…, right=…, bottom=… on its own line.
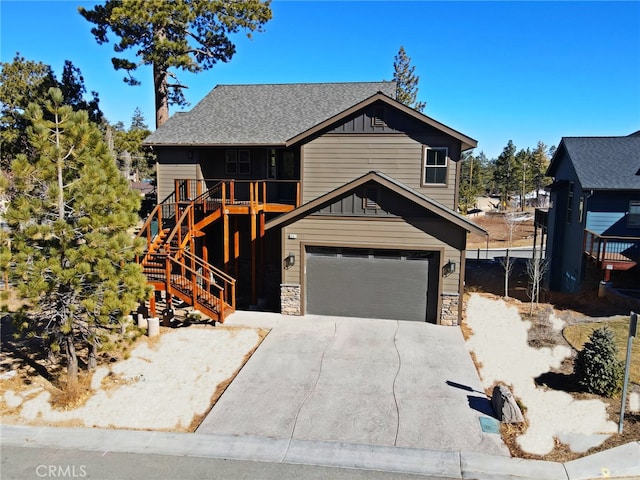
left=156, top=163, right=203, bottom=202
left=302, top=134, right=459, bottom=208
left=282, top=216, right=464, bottom=298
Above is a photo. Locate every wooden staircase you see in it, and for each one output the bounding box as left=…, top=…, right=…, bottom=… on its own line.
left=136, top=187, right=236, bottom=323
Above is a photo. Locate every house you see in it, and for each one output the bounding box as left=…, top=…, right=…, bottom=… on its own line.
left=141, top=82, right=486, bottom=325
left=544, top=133, right=640, bottom=293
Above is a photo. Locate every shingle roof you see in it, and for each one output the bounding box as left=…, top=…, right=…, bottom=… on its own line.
left=144, top=82, right=397, bottom=146
left=549, top=136, right=640, bottom=190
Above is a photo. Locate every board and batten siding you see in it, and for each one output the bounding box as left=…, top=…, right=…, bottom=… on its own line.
left=282, top=216, right=463, bottom=295
left=302, top=134, right=459, bottom=208
left=156, top=163, right=203, bottom=202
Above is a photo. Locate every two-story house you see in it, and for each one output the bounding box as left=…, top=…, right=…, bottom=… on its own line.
left=545, top=133, right=640, bottom=292
left=140, top=82, right=485, bottom=325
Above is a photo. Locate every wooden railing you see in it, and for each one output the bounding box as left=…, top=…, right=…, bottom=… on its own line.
left=140, top=251, right=234, bottom=322
left=175, top=179, right=301, bottom=209
left=584, top=229, right=640, bottom=265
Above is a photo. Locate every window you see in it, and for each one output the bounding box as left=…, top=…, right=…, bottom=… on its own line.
left=423, top=147, right=448, bottom=185
left=566, top=182, right=574, bottom=223
left=225, top=149, right=251, bottom=175
left=629, top=201, right=640, bottom=228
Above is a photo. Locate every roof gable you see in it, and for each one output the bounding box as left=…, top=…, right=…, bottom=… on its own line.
left=266, top=171, right=487, bottom=236
left=144, top=82, right=396, bottom=146
left=548, top=136, right=640, bottom=190
left=285, top=93, right=477, bottom=151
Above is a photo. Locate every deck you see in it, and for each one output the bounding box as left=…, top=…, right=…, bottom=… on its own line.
left=583, top=229, right=640, bottom=280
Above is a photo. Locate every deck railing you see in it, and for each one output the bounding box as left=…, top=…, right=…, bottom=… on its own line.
left=174, top=179, right=301, bottom=209
left=583, top=229, right=640, bottom=265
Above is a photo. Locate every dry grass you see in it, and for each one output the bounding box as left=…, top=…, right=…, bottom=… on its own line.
left=563, top=317, right=640, bottom=384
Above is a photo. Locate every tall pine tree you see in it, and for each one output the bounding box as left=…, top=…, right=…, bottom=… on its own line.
left=493, top=140, right=518, bottom=210
left=392, top=46, right=426, bottom=112
left=7, top=88, right=149, bottom=386
left=80, top=0, right=272, bottom=127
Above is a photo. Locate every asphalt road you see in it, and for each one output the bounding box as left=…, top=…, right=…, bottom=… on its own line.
left=1, top=446, right=457, bottom=480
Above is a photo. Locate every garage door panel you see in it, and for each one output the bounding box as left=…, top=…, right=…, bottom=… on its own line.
left=306, top=250, right=429, bottom=322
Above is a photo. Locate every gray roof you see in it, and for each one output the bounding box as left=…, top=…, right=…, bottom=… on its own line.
left=549, top=136, right=640, bottom=190
left=145, top=82, right=396, bottom=146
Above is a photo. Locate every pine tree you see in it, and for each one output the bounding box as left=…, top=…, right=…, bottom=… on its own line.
left=113, top=108, right=155, bottom=181
left=574, top=326, right=624, bottom=398
left=492, top=140, right=518, bottom=210
left=530, top=141, right=551, bottom=205
left=392, top=46, right=426, bottom=112
left=458, top=151, right=483, bottom=214
left=6, top=88, right=149, bottom=386
left=0, top=54, right=103, bottom=169
left=79, top=0, right=272, bottom=127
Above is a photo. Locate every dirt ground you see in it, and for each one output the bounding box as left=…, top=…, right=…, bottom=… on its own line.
left=464, top=260, right=640, bottom=462
left=467, top=211, right=538, bottom=249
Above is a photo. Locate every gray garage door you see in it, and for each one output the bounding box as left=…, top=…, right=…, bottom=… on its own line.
left=306, top=247, right=431, bottom=322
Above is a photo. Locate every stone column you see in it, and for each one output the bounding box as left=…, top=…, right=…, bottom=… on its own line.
left=440, top=292, right=460, bottom=326
left=280, top=284, right=301, bottom=315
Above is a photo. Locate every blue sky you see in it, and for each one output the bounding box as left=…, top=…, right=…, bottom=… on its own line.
left=1, top=1, right=639, bottom=159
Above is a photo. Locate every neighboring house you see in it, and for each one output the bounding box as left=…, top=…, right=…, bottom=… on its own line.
left=141, top=82, right=485, bottom=325
left=544, top=133, right=640, bottom=293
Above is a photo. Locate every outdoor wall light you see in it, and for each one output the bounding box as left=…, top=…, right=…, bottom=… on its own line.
left=442, top=259, right=456, bottom=277
left=284, top=253, right=295, bottom=270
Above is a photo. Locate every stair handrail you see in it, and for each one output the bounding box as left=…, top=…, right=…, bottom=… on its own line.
left=166, top=253, right=228, bottom=322
left=164, top=203, right=194, bottom=253
left=180, top=250, right=236, bottom=311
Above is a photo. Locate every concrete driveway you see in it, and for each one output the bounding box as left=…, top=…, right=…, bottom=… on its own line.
left=198, top=313, right=508, bottom=456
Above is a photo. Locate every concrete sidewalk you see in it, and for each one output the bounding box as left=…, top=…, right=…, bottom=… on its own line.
left=2, top=425, right=638, bottom=479
left=199, top=313, right=507, bottom=456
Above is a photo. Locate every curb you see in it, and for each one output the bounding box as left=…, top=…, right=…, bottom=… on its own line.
left=2, top=425, right=638, bottom=480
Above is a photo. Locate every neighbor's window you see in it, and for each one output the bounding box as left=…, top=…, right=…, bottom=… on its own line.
left=566, top=182, right=574, bottom=224
left=629, top=201, right=640, bottom=228
left=423, top=147, right=448, bottom=185
left=225, top=149, right=251, bottom=175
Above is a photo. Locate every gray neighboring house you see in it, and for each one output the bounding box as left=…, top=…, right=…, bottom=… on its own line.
left=545, top=133, right=640, bottom=292
left=143, top=81, right=486, bottom=325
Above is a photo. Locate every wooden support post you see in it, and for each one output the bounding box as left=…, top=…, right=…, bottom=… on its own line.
left=251, top=212, right=257, bottom=305
left=234, top=217, right=239, bottom=277
left=259, top=212, right=265, bottom=302
left=175, top=179, right=180, bottom=201
left=149, top=294, right=156, bottom=317
left=223, top=213, right=230, bottom=270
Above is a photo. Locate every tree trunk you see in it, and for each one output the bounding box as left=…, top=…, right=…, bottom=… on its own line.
left=65, top=335, right=79, bottom=387
left=504, top=254, right=510, bottom=298
left=154, top=62, right=169, bottom=128
left=88, top=339, right=97, bottom=371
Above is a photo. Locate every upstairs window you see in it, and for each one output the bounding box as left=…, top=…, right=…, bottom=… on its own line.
left=423, top=147, right=448, bottom=185
left=225, top=149, right=251, bottom=175
left=629, top=201, right=640, bottom=228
